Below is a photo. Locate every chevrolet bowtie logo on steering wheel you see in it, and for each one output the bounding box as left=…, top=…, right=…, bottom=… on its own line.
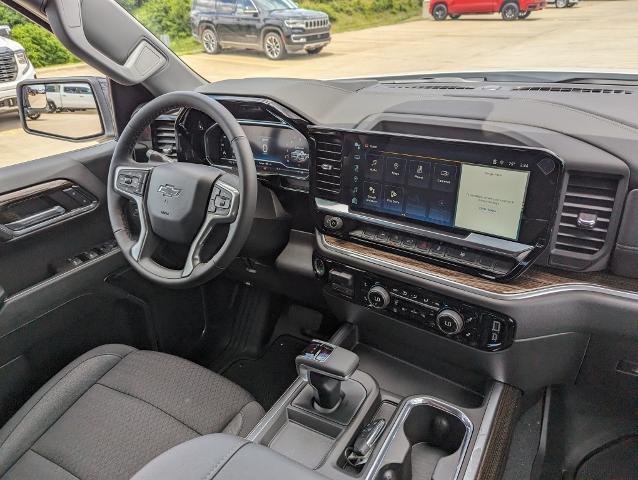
left=157, top=184, right=182, bottom=198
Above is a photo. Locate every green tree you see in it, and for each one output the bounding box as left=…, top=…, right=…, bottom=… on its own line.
left=135, top=0, right=191, bottom=40
left=10, top=22, right=76, bottom=68
left=0, top=4, right=27, bottom=26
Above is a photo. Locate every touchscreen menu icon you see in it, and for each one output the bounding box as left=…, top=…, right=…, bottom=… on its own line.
left=433, top=163, right=459, bottom=192
left=429, top=192, right=455, bottom=226
left=408, top=160, right=431, bottom=188
left=363, top=182, right=381, bottom=206
left=365, top=153, right=383, bottom=180
left=384, top=157, right=406, bottom=182
left=383, top=185, right=404, bottom=212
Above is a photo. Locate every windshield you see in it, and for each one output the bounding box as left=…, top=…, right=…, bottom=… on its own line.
left=1, top=0, right=637, bottom=95
left=123, top=0, right=637, bottom=81
left=254, top=0, right=299, bottom=11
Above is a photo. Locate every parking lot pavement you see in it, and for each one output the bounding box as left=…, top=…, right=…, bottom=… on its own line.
left=182, top=0, right=638, bottom=81
left=2, top=0, right=638, bottom=166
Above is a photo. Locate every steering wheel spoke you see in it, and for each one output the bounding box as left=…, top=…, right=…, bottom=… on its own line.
left=113, top=164, right=157, bottom=261
left=183, top=178, right=240, bottom=277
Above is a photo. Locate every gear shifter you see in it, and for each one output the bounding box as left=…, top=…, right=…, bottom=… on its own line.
left=296, top=340, right=359, bottom=413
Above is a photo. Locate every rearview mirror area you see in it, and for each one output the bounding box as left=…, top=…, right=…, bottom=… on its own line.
left=18, top=78, right=114, bottom=142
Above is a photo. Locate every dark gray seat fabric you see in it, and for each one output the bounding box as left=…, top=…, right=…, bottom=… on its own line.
left=0, top=345, right=264, bottom=480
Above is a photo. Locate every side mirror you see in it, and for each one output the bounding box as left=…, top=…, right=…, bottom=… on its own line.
left=0, top=25, right=10, bottom=38
left=17, top=77, right=114, bottom=142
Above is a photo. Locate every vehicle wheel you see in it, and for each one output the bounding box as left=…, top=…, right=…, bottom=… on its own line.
left=263, top=32, right=286, bottom=60
left=519, top=10, right=531, bottom=18
left=432, top=3, right=448, bottom=20
left=46, top=100, right=57, bottom=113
left=449, top=13, right=461, bottom=19
left=27, top=111, right=40, bottom=120
left=201, top=28, right=221, bottom=54
left=307, top=47, right=324, bottom=55
left=501, top=2, right=520, bottom=20
left=555, top=0, right=568, bottom=7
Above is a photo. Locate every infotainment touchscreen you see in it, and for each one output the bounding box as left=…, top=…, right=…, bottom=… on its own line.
left=343, top=132, right=556, bottom=242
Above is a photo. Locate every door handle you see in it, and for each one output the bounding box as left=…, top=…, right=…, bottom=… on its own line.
left=4, top=206, right=65, bottom=231
left=0, top=180, right=97, bottom=242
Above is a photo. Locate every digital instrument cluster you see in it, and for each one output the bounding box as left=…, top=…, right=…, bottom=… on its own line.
left=209, top=123, right=310, bottom=178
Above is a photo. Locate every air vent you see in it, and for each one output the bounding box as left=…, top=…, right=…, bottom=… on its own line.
left=151, top=114, right=178, bottom=158
left=554, top=173, right=619, bottom=256
left=383, top=84, right=475, bottom=91
left=513, top=86, right=634, bottom=95
left=313, top=133, right=343, bottom=199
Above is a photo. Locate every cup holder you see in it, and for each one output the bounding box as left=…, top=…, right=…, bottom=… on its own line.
left=368, top=397, right=472, bottom=480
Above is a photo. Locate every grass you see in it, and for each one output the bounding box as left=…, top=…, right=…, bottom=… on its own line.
left=330, top=11, right=421, bottom=33
left=169, top=36, right=204, bottom=55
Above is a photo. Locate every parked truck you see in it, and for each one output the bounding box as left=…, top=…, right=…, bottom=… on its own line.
left=0, top=25, right=36, bottom=113
left=430, top=0, right=546, bottom=20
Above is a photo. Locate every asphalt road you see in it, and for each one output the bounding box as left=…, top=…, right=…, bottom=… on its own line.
left=2, top=0, right=638, bottom=167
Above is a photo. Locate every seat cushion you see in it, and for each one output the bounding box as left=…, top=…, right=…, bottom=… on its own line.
left=0, top=345, right=264, bottom=480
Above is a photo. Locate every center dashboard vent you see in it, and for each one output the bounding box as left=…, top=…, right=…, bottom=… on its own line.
left=151, top=113, right=178, bottom=158
left=313, top=132, right=343, bottom=199
left=554, top=173, right=619, bottom=256
left=381, top=83, right=475, bottom=91
left=512, top=86, right=634, bottom=95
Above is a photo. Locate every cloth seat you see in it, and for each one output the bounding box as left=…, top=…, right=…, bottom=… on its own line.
left=0, top=345, right=264, bottom=480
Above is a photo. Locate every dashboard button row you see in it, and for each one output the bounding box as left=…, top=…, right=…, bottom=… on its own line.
left=350, top=227, right=514, bottom=275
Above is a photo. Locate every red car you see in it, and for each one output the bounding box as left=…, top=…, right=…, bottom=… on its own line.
left=430, top=0, right=546, bottom=20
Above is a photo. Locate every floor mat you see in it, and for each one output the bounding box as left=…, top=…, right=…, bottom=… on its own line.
left=576, top=436, right=638, bottom=480
left=223, top=335, right=308, bottom=410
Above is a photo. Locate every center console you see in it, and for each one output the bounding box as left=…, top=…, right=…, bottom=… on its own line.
left=246, top=339, right=491, bottom=480
left=133, top=338, right=506, bottom=480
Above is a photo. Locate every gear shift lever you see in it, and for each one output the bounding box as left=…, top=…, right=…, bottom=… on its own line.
left=296, top=340, right=359, bottom=413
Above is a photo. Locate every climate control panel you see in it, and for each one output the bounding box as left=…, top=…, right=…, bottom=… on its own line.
left=314, top=257, right=515, bottom=352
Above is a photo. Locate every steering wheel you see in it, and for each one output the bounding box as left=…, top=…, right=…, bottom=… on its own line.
left=107, top=91, right=257, bottom=287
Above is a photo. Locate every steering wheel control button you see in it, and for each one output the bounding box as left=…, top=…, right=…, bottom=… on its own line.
left=367, top=286, right=390, bottom=309
left=208, top=185, right=234, bottom=216
left=116, top=169, right=147, bottom=196
left=436, top=309, right=464, bottom=335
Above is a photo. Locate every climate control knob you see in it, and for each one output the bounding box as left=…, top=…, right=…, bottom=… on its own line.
left=436, top=309, right=464, bottom=335
left=367, top=286, right=391, bottom=309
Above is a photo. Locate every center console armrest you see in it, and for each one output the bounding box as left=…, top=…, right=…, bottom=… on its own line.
left=131, top=434, right=328, bottom=480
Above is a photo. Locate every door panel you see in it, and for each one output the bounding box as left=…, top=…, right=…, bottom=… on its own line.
left=0, top=142, right=156, bottom=426
left=0, top=142, right=115, bottom=294
left=216, top=0, right=239, bottom=42
left=235, top=0, right=261, bottom=45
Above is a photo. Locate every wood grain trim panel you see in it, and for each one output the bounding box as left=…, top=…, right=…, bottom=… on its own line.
left=323, top=235, right=638, bottom=295
left=0, top=180, right=72, bottom=208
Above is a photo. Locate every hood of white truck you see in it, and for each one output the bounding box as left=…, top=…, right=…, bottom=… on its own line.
left=0, top=36, right=24, bottom=52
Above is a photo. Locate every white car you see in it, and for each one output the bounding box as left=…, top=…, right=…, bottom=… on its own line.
left=0, top=25, right=36, bottom=112
left=44, top=83, right=98, bottom=111
left=549, top=0, right=579, bottom=7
